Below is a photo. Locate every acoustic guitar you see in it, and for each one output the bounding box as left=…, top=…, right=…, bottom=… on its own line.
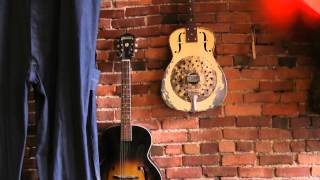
left=100, top=34, right=162, bottom=180
left=161, top=0, right=227, bottom=112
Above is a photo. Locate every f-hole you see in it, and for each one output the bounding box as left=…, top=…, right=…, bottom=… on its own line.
left=174, top=33, right=183, bottom=53
left=201, top=32, right=211, bottom=53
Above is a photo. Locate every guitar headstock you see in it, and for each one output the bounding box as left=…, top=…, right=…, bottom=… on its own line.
left=117, top=33, right=135, bottom=60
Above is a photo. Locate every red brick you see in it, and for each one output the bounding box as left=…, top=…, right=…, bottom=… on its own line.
left=111, top=17, right=145, bottom=28
left=260, top=80, right=294, bottom=91
left=194, top=14, right=216, bottom=23
left=256, top=33, right=277, bottom=44
left=131, top=84, right=149, bottom=95
left=192, top=106, right=223, bottom=118
left=228, top=80, right=259, bottom=91
left=216, top=44, right=251, bottom=55
left=222, top=154, right=256, bottom=166
left=183, top=144, right=200, bottom=155
left=255, top=141, right=272, bottom=153
left=239, top=167, right=273, bottom=178
left=311, top=117, right=320, bottom=128
left=145, top=47, right=169, bottom=60
left=291, top=117, right=310, bottom=128
left=128, top=26, right=161, bottom=37
left=96, top=110, right=114, bottom=121
left=131, top=95, right=162, bottom=107
left=298, top=154, right=320, bottom=165
left=200, top=143, right=219, bottom=154
left=236, top=142, right=253, bottom=152
left=147, top=36, right=168, bottom=47
left=98, top=19, right=111, bottom=30
left=131, top=108, right=152, bottom=120
left=151, top=107, right=187, bottom=118
left=100, top=9, right=124, bottom=18
left=273, top=141, right=290, bottom=152
left=203, top=167, right=237, bottom=177
left=190, top=129, right=223, bottom=141
left=166, top=167, right=202, bottom=178
left=224, top=92, right=243, bottom=104
left=199, top=117, right=235, bottom=128
left=96, top=50, right=109, bottom=61
left=237, top=116, right=271, bottom=127
left=219, top=141, right=235, bottom=152
left=276, top=67, right=312, bottom=79
left=152, top=131, right=188, bottom=144
left=241, top=69, right=275, bottom=79
left=217, top=12, right=251, bottom=23
left=96, top=85, right=116, bottom=96
left=280, top=92, right=307, bottom=103
left=216, top=55, right=233, bottom=66
left=225, top=104, right=261, bottom=116
left=296, top=79, right=311, bottom=90
left=244, top=92, right=280, bottom=103
left=193, top=2, right=227, bottom=13
left=132, top=71, right=163, bottom=82
left=293, top=129, right=320, bottom=139
left=307, top=140, right=320, bottom=151
left=146, top=15, right=162, bottom=26
left=276, top=167, right=310, bottom=177
left=229, top=1, right=256, bottom=11
left=159, top=4, right=185, bottom=14
left=98, top=29, right=127, bottom=39
left=256, top=45, right=283, bottom=55
left=262, top=103, right=299, bottom=116
left=223, top=68, right=241, bottom=79
left=182, top=155, right=219, bottom=166
left=150, top=146, right=164, bottom=156
left=112, top=0, right=151, bottom=7
left=222, top=34, right=251, bottom=44
left=100, top=74, right=121, bottom=85
left=291, top=141, right=306, bottom=152
left=165, top=145, right=182, bottom=155
left=96, top=97, right=121, bottom=108
left=259, top=155, right=293, bottom=165
left=224, top=129, right=258, bottom=140
left=312, top=167, right=320, bottom=176
left=252, top=56, right=278, bottom=66
left=153, top=157, right=182, bottom=168
left=126, top=6, right=159, bottom=16
left=260, top=129, right=291, bottom=139
left=162, top=118, right=199, bottom=129
left=229, top=24, right=251, bottom=33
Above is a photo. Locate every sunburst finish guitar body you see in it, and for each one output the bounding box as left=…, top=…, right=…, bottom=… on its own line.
left=162, top=25, right=227, bottom=112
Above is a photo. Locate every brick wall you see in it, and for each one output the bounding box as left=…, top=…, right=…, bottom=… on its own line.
left=23, top=0, right=320, bottom=179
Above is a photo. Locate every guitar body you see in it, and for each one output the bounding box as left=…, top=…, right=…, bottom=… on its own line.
left=100, top=125, right=162, bottom=180
left=162, top=27, right=227, bottom=112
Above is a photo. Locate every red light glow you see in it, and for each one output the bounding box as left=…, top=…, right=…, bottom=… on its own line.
left=259, top=0, right=320, bottom=32
left=303, top=0, right=320, bottom=15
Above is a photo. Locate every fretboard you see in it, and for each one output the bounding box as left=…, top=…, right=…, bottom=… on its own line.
left=186, top=0, right=197, bottom=42
left=121, top=59, right=132, bottom=142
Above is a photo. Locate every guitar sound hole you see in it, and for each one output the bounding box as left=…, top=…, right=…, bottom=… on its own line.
left=170, top=56, right=217, bottom=102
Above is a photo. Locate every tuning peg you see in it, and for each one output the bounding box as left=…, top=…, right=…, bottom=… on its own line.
left=135, top=43, right=138, bottom=48
left=134, top=49, right=138, bottom=53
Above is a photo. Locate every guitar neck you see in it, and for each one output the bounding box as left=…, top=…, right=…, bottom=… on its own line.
left=121, top=59, right=132, bottom=142
left=186, top=0, right=197, bottom=42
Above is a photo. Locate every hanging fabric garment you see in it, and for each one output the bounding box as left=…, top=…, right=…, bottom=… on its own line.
left=0, top=0, right=101, bottom=179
